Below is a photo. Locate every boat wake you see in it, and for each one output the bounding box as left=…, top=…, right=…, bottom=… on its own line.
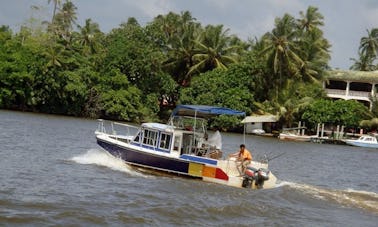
left=70, top=149, right=146, bottom=177
left=277, top=181, right=378, bottom=214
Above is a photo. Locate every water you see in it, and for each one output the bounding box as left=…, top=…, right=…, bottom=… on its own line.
left=0, top=110, right=377, bottom=226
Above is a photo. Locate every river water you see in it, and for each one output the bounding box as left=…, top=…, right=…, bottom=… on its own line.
left=0, top=110, right=377, bottom=226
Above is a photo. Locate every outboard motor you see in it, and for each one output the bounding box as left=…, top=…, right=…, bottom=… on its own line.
left=242, top=167, right=270, bottom=189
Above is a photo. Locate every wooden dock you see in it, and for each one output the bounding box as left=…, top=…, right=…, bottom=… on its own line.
left=310, top=137, right=347, bottom=145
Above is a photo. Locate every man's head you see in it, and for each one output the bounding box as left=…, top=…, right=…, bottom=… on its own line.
left=240, top=144, right=245, bottom=151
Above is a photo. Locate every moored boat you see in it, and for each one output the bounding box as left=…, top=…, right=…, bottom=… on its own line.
left=344, top=135, right=378, bottom=148
left=95, top=105, right=277, bottom=189
left=278, top=132, right=313, bottom=142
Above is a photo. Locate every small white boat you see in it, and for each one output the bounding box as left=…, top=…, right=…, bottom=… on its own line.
left=95, top=105, right=277, bottom=189
left=278, top=126, right=316, bottom=142
left=344, top=135, right=378, bottom=148
left=278, top=132, right=313, bottom=142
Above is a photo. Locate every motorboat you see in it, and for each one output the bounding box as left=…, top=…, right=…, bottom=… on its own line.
left=251, top=128, right=265, bottom=135
left=344, top=135, right=378, bottom=148
left=95, top=105, right=277, bottom=189
left=278, top=132, right=313, bottom=142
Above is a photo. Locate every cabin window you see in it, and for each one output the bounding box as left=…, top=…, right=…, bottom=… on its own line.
left=143, top=129, right=158, bottom=147
left=159, top=133, right=171, bottom=150
left=173, top=135, right=181, bottom=152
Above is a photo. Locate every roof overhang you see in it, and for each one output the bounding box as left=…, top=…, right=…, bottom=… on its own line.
left=325, top=70, right=378, bottom=83
left=241, top=115, right=278, bottom=123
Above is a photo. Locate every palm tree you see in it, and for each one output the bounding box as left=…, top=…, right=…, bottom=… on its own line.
left=350, top=52, right=376, bottom=71
left=77, top=18, right=102, bottom=55
left=43, top=44, right=64, bottom=71
left=297, top=6, right=324, bottom=32
left=262, top=33, right=303, bottom=75
left=264, top=14, right=304, bottom=74
left=360, top=28, right=378, bottom=60
left=53, top=0, right=77, bottom=44
left=260, top=14, right=306, bottom=101
left=188, top=25, right=242, bottom=77
left=157, top=11, right=201, bottom=85
left=294, top=7, right=331, bottom=83
left=298, top=29, right=331, bottom=82
left=47, top=0, right=62, bottom=23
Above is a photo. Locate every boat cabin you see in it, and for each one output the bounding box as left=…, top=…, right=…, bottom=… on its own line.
left=128, top=116, right=222, bottom=159
left=356, top=135, right=377, bottom=143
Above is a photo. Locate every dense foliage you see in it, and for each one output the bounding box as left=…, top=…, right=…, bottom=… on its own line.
left=301, top=99, right=372, bottom=129
left=0, top=1, right=374, bottom=130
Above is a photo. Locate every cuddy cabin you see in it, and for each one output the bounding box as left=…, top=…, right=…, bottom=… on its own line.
left=356, top=135, right=378, bottom=144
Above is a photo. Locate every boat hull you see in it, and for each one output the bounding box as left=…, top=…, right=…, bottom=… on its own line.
left=97, top=138, right=192, bottom=175
left=279, top=133, right=312, bottom=142
left=344, top=135, right=378, bottom=148
left=345, top=141, right=378, bottom=148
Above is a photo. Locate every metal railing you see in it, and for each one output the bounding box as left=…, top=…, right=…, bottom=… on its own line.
left=348, top=90, right=370, bottom=97
left=325, top=89, right=345, bottom=95
left=96, top=119, right=139, bottom=137
left=325, top=89, right=372, bottom=98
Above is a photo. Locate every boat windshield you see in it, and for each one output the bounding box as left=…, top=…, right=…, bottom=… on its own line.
left=168, top=116, right=207, bottom=134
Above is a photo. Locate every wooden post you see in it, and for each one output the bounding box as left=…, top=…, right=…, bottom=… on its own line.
left=321, top=123, right=325, bottom=138
left=298, top=121, right=301, bottom=135
left=316, top=123, right=320, bottom=137
left=340, top=126, right=344, bottom=139
left=336, top=125, right=340, bottom=140
left=302, top=122, right=305, bottom=136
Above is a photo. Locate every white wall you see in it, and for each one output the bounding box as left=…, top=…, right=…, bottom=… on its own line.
left=246, top=122, right=263, bottom=133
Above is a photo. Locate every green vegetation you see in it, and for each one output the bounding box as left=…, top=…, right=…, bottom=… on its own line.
left=350, top=28, right=378, bottom=71
left=0, top=1, right=376, bottom=130
left=302, top=99, right=372, bottom=129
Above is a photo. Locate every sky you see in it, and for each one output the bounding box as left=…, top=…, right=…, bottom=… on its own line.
left=1, top=0, right=378, bottom=70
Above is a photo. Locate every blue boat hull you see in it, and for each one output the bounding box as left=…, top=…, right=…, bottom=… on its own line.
left=97, top=139, right=192, bottom=175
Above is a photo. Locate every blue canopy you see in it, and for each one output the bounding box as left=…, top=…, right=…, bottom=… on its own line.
left=172, top=105, right=245, bottom=118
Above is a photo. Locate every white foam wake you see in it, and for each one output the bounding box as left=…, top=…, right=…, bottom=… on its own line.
left=70, top=149, right=145, bottom=177
left=278, top=181, right=378, bottom=214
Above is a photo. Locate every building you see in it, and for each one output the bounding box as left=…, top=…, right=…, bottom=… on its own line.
left=324, top=70, right=378, bottom=110
left=241, top=115, right=278, bottom=134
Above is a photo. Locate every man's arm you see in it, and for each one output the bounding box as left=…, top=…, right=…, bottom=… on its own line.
left=228, top=151, right=239, bottom=158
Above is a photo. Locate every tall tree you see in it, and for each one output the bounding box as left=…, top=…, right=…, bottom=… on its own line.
left=47, top=0, right=62, bottom=23
left=351, top=28, right=378, bottom=71
left=350, top=52, right=376, bottom=71
left=149, top=11, right=201, bottom=86
left=76, top=18, right=103, bottom=55
left=260, top=14, right=304, bottom=100
left=297, top=6, right=324, bottom=32
left=296, top=7, right=330, bottom=83
left=359, top=28, right=378, bottom=60
left=53, top=0, right=77, bottom=44
left=188, top=25, right=243, bottom=78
